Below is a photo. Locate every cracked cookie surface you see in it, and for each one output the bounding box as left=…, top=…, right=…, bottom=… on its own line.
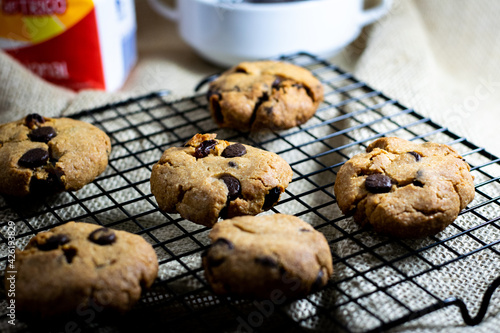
left=150, top=133, right=293, bottom=227
left=6, top=222, right=158, bottom=318
left=0, top=114, right=111, bottom=197
left=334, top=137, right=475, bottom=238
left=202, top=214, right=333, bottom=299
left=207, top=60, right=324, bottom=131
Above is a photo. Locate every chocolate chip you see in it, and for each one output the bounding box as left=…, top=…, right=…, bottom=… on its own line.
left=222, top=143, right=247, bottom=158
left=255, top=256, right=279, bottom=268
left=18, top=148, right=49, bottom=168
left=88, top=227, right=116, bottom=246
left=29, top=126, right=57, bottom=143
left=218, top=174, right=242, bottom=218
left=37, top=234, right=70, bottom=251
left=263, top=187, right=282, bottom=210
left=63, top=247, right=77, bottom=264
left=235, top=68, right=247, bottom=73
left=408, top=151, right=422, bottom=162
left=299, top=228, right=312, bottom=232
left=228, top=161, right=238, bottom=168
left=220, top=175, right=241, bottom=201
left=365, top=174, right=393, bottom=193
left=194, top=139, right=217, bottom=159
left=311, top=269, right=325, bottom=291
left=25, top=113, right=45, bottom=128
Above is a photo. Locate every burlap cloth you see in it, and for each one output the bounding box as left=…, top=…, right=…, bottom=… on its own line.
left=0, top=0, right=499, bottom=332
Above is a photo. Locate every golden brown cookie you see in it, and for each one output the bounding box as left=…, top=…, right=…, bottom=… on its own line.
left=334, top=137, right=475, bottom=238
left=0, top=114, right=111, bottom=197
left=5, top=222, right=158, bottom=318
left=207, top=60, right=324, bottom=131
left=202, top=214, right=333, bottom=299
left=150, top=133, right=293, bottom=227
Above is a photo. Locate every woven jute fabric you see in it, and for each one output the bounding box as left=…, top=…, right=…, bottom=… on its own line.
left=0, top=1, right=499, bottom=332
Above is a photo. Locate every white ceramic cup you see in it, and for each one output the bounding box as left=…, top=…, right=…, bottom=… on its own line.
left=147, top=0, right=393, bottom=67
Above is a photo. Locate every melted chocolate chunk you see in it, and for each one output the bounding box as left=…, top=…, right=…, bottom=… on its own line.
left=412, top=169, right=425, bottom=188
left=365, top=174, right=393, bottom=193
left=413, top=179, right=425, bottom=188
left=408, top=151, right=422, bottom=162
left=218, top=206, right=229, bottom=220
left=29, top=126, right=57, bottom=143
left=63, top=247, right=77, bottom=264
left=88, top=227, right=116, bottom=246
left=37, top=234, right=70, bottom=251
left=25, top=113, right=45, bottom=128
left=30, top=173, right=63, bottom=194
left=255, top=256, right=279, bottom=268
left=211, top=97, right=224, bottom=124
left=248, top=92, right=270, bottom=128
left=222, top=143, right=247, bottom=158
left=254, top=92, right=269, bottom=111
left=18, top=148, right=49, bottom=168
left=263, top=187, right=282, bottom=210
left=220, top=175, right=241, bottom=201
left=194, top=139, right=217, bottom=159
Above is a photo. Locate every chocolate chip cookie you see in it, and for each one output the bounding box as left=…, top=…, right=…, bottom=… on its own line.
left=150, top=133, right=293, bottom=227
left=207, top=60, right=324, bottom=131
left=202, top=214, right=333, bottom=299
left=0, top=114, right=111, bottom=197
left=334, top=137, right=475, bottom=238
left=6, top=222, right=158, bottom=318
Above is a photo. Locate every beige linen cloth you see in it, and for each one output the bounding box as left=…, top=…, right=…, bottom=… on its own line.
left=0, top=0, right=499, bottom=332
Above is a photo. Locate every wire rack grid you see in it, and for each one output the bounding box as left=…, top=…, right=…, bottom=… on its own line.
left=0, top=53, right=499, bottom=333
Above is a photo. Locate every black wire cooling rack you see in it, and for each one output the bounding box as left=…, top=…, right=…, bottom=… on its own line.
left=1, top=53, right=499, bottom=333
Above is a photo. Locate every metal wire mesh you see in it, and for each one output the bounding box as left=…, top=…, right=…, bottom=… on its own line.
left=0, top=53, right=499, bottom=333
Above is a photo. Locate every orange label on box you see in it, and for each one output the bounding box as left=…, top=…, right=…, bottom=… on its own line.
left=0, top=0, right=137, bottom=91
